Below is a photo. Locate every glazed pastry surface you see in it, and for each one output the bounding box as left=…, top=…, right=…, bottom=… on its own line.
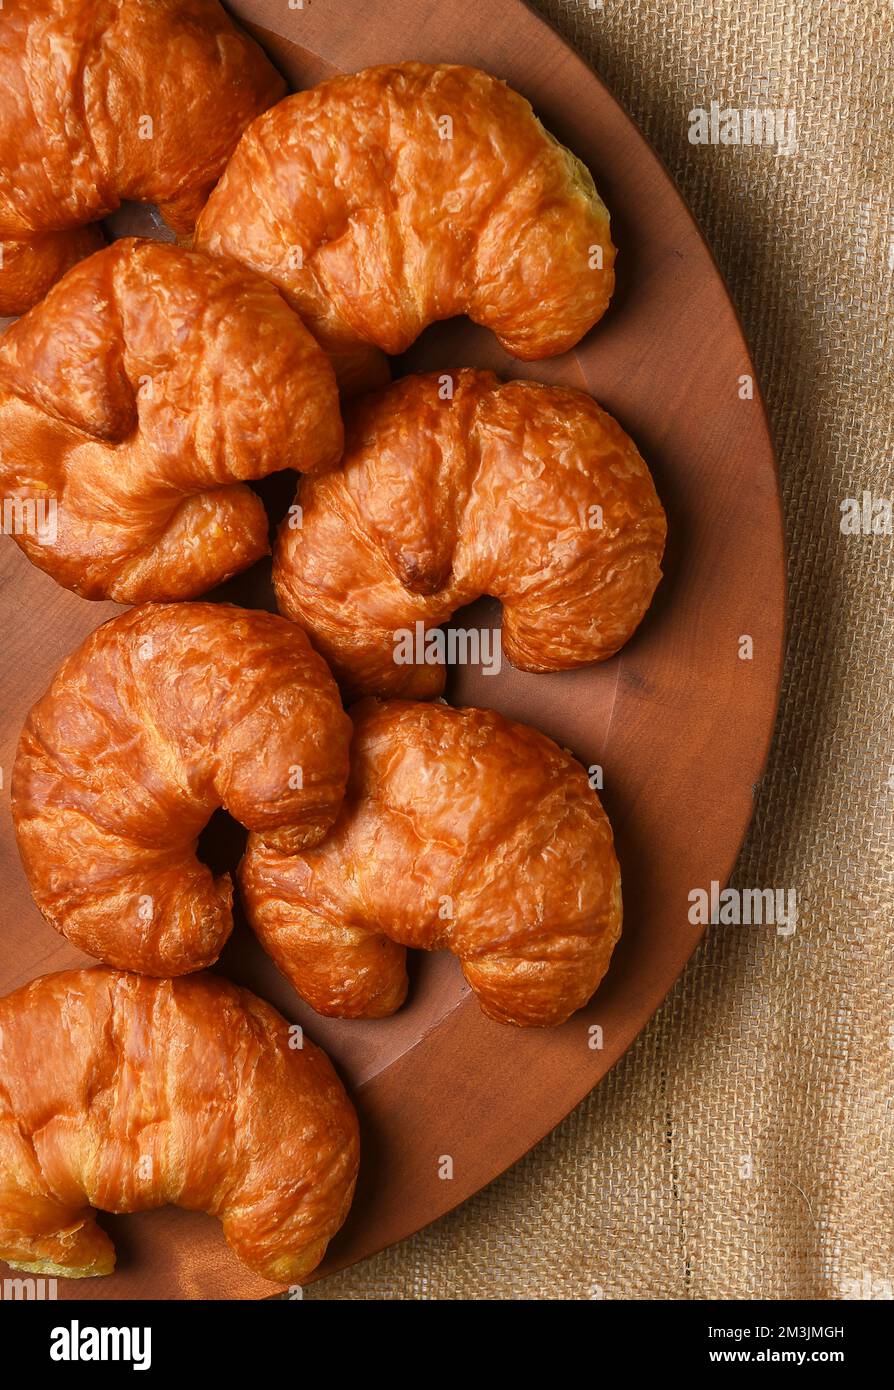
left=12, top=603, right=352, bottom=975
left=0, top=0, right=284, bottom=314
left=240, top=699, right=622, bottom=1028
left=0, top=968, right=359, bottom=1283
left=196, top=62, right=615, bottom=392
left=274, top=369, right=666, bottom=699
left=0, top=239, right=342, bottom=601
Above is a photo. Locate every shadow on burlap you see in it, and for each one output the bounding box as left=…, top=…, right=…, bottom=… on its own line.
left=309, top=0, right=894, bottom=1300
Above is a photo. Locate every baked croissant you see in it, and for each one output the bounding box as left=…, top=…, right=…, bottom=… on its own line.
left=0, top=224, right=105, bottom=322
left=273, top=369, right=667, bottom=700
left=0, top=238, right=342, bottom=601
left=0, top=0, right=284, bottom=316
left=239, top=699, right=622, bottom=1028
left=12, top=603, right=352, bottom=976
left=195, top=62, right=615, bottom=393
left=0, top=968, right=359, bottom=1283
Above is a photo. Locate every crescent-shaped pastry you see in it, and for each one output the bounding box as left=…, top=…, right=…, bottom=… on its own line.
left=195, top=62, right=615, bottom=393
left=239, top=699, right=622, bottom=1028
left=273, top=369, right=667, bottom=700
left=0, top=239, right=342, bottom=601
left=0, top=968, right=359, bottom=1283
left=0, top=0, right=284, bottom=315
left=12, top=604, right=352, bottom=976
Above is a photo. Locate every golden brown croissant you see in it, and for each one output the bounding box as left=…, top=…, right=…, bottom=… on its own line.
left=0, top=0, right=284, bottom=316
left=0, top=968, right=359, bottom=1283
left=12, top=603, right=352, bottom=976
left=195, top=62, right=615, bottom=393
left=0, top=238, right=342, bottom=601
left=273, top=369, right=667, bottom=700
left=239, top=699, right=622, bottom=1028
left=0, top=224, right=105, bottom=321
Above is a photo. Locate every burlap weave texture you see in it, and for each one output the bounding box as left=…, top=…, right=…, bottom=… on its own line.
left=309, top=0, right=894, bottom=1300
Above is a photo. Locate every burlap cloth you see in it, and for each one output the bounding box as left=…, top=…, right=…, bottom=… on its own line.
left=309, top=0, right=894, bottom=1299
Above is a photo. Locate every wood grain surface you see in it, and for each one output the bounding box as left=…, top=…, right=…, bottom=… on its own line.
left=0, top=0, right=785, bottom=1298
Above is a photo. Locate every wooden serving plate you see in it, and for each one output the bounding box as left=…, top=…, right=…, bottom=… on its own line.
left=0, top=0, right=784, bottom=1299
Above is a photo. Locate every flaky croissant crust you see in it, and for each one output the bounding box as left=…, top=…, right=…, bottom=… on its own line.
left=0, top=0, right=285, bottom=315
left=274, top=369, right=667, bottom=700
left=12, top=603, right=352, bottom=976
left=0, top=969, right=359, bottom=1283
left=240, top=699, right=623, bottom=1028
left=0, top=239, right=342, bottom=601
left=196, top=62, right=615, bottom=392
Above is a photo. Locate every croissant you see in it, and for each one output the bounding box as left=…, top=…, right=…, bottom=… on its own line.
left=0, top=0, right=284, bottom=316
left=12, top=603, right=352, bottom=976
left=239, top=699, right=622, bottom=1028
left=0, top=968, right=359, bottom=1282
left=0, top=238, right=342, bottom=601
left=195, top=62, right=615, bottom=393
left=273, top=369, right=667, bottom=700
left=0, top=225, right=105, bottom=321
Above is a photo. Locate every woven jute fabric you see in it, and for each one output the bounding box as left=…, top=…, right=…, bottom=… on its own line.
left=309, top=0, right=894, bottom=1300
